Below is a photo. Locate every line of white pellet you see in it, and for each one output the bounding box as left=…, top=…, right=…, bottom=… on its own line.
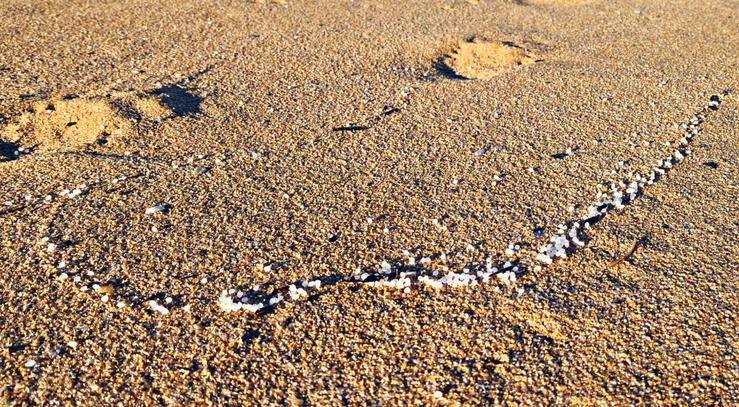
left=12, top=93, right=725, bottom=317
left=219, top=92, right=729, bottom=314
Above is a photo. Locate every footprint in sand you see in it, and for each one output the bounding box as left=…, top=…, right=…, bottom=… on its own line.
left=0, top=92, right=172, bottom=154
left=441, top=37, right=539, bottom=80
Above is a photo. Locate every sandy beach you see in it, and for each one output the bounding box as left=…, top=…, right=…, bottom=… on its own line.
left=1, top=0, right=737, bottom=404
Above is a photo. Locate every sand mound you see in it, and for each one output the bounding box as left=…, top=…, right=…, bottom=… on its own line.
left=1, top=92, right=171, bottom=151
left=113, top=92, right=172, bottom=119
left=442, top=39, right=537, bottom=80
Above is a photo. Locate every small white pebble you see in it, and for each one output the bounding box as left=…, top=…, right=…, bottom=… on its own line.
left=145, top=205, right=167, bottom=215
left=149, top=300, right=170, bottom=315
left=24, top=360, right=36, bottom=368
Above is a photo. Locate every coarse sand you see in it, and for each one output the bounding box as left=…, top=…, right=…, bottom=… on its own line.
left=1, top=0, right=737, bottom=404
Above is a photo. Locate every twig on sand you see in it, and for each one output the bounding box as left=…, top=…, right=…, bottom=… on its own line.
left=0, top=204, right=26, bottom=216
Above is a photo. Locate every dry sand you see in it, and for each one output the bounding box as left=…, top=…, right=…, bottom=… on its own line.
left=0, top=0, right=737, bottom=404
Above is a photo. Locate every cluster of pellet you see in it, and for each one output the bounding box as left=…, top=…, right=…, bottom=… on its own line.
left=534, top=94, right=723, bottom=268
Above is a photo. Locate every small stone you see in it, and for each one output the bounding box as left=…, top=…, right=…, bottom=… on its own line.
left=145, top=205, right=167, bottom=215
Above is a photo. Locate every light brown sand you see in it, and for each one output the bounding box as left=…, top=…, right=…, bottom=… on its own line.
left=442, top=38, right=537, bottom=80
left=2, top=92, right=170, bottom=151
left=1, top=0, right=737, bottom=404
